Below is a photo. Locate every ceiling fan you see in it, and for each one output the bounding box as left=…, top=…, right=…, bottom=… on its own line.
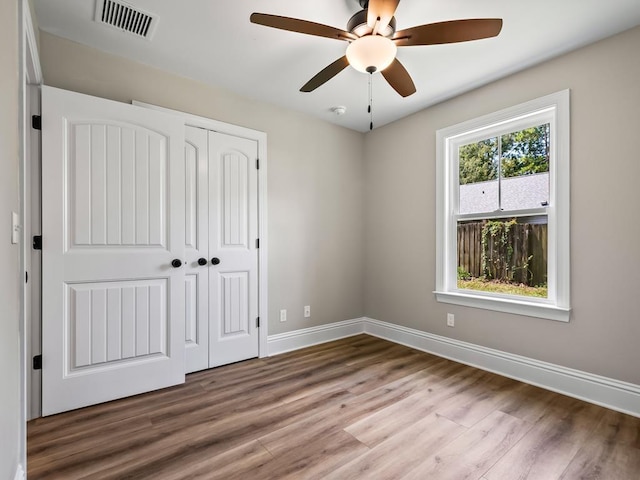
left=250, top=0, right=503, bottom=98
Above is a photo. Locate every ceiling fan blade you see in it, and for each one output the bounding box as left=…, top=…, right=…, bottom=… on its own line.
left=250, top=13, right=357, bottom=41
left=393, top=18, right=503, bottom=47
left=300, top=56, right=350, bottom=93
left=381, top=58, right=416, bottom=97
left=367, top=0, right=400, bottom=32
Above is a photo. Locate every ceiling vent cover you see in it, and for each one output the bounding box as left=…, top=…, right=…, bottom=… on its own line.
left=94, top=0, right=158, bottom=40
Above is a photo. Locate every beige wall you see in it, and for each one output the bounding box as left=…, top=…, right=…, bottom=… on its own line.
left=39, top=32, right=366, bottom=336
left=0, top=0, right=22, bottom=477
left=37, top=25, right=640, bottom=387
left=364, top=26, right=640, bottom=385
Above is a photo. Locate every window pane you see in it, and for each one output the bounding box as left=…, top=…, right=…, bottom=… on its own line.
left=500, top=124, right=550, bottom=210
left=458, top=137, right=498, bottom=215
left=456, top=216, right=548, bottom=298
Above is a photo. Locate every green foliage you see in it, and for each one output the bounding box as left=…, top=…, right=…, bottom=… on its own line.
left=481, top=218, right=517, bottom=282
left=457, top=266, right=471, bottom=280
left=458, top=138, right=498, bottom=185
left=501, top=124, right=550, bottom=178
left=458, top=124, right=550, bottom=185
left=480, top=219, right=540, bottom=286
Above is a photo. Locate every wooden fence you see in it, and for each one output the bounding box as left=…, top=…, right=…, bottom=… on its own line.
left=457, top=221, right=547, bottom=286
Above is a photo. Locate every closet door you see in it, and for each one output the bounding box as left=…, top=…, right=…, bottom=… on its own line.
left=184, top=127, right=210, bottom=373
left=41, top=86, right=186, bottom=415
left=208, top=131, right=259, bottom=367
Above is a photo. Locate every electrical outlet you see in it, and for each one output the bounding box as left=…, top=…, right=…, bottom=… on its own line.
left=447, top=313, right=455, bottom=327
left=280, top=309, right=287, bottom=322
left=304, top=305, right=311, bottom=318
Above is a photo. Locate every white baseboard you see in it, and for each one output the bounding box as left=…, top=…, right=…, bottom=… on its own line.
left=267, top=318, right=365, bottom=356
left=267, top=316, right=640, bottom=418
left=14, top=464, right=25, bottom=480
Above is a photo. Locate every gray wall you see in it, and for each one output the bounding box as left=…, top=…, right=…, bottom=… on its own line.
left=39, top=32, right=366, bottom=336
left=364, top=26, right=640, bottom=385
left=0, top=0, right=23, bottom=477
left=36, top=25, right=640, bottom=389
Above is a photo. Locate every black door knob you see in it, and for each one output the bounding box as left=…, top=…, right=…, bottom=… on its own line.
left=197, top=258, right=207, bottom=266
left=211, top=257, right=221, bottom=265
left=171, top=259, right=182, bottom=268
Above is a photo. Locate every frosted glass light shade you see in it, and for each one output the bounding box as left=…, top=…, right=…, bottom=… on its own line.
left=346, top=35, right=397, bottom=73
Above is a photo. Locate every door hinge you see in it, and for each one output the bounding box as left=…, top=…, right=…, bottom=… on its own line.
left=33, top=235, right=42, bottom=250
left=256, top=238, right=260, bottom=249
left=33, top=355, right=42, bottom=370
left=25, top=271, right=28, bottom=283
left=32, top=115, right=42, bottom=130
left=256, top=158, right=260, bottom=170
left=256, top=317, right=260, bottom=328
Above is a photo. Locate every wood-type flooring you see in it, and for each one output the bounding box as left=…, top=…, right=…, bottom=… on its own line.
left=28, top=335, right=640, bottom=479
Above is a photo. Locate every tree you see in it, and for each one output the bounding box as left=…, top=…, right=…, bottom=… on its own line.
left=501, top=124, right=550, bottom=177
left=458, top=124, right=550, bottom=184
left=459, top=138, right=498, bottom=185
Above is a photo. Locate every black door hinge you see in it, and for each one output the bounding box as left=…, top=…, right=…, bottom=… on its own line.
left=33, top=355, right=42, bottom=370
left=256, top=317, right=260, bottom=328
left=256, top=238, right=260, bottom=249
left=25, top=271, right=28, bottom=283
left=33, top=235, right=42, bottom=250
left=32, top=115, right=41, bottom=130
left=256, top=158, right=260, bottom=170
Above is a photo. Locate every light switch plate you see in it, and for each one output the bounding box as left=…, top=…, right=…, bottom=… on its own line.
left=11, top=212, right=20, bottom=244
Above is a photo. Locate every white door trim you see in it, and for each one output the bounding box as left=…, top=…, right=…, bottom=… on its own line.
left=132, top=101, right=269, bottom=359
left=20, top=0, right=42, bottom=453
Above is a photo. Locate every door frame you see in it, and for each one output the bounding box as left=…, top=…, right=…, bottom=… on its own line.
left=20, top=0, right=43, bottom=460
left=133, top=101, right=269, bottom=358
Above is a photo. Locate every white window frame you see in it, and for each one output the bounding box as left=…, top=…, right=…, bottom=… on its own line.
left=435, top=90, right=570, bottom=322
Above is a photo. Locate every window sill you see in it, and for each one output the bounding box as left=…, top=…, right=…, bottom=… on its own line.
left=434, top=291, right=571, bottom=322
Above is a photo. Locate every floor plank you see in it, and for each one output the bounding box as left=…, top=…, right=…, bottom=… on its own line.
left=485, top=397, right=605, bottom=480
left=400, top=410, right=532, bottom=480
left=27, top=334, right=640, bottom=480
left=327, top=412, right=466, bottom=480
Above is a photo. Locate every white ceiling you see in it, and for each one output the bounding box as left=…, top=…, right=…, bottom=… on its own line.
left=33, top=0, right=640, bottom=132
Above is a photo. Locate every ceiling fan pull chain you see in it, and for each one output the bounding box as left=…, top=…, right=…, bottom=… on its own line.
left=368, top=72, right=373, bottom=131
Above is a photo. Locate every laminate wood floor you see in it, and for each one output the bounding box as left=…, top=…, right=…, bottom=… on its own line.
left=28, top=335, right=640, bottom=479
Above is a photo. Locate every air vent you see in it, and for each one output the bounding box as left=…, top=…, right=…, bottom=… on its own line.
left=94, top=0, right=158, bottom=40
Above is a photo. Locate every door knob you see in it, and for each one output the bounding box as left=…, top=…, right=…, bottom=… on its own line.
left=197, top=258, right=208, bottom=266
left=211, top=257, right=221, bottom=265
left=171, top=259, right=183, bottom=268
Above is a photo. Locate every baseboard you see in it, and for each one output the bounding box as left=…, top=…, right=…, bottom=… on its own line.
left=363, top=317, right=640, bottom=418
left=267, top=316, right=640, bottom=418
left=14, top=464, right=25, bottom=480
left=267, top=318, right=365, bottom=356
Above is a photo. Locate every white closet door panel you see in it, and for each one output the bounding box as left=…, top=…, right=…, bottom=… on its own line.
left=106, top=287, right=122, bottom=361
left=185, top=275, right=198, bottom=344
left=184, top=126, right=209, bottom=373
left=42, top=86, right=185, bottom=416
left=106, top=126, right=122, bottom=245
left=209, top=131, right=259, bottom=367
left=121, top=129, right=136, bottom=245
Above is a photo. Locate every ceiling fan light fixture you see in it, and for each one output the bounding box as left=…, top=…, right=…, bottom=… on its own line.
left=347, top=10, right=396, bottom=38
left=346, top=35, right=397, bottom=73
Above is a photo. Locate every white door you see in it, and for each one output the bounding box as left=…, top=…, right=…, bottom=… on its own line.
left=184, top=126, right=209, bottom=373
left=208, top=131, right=259, bottom=367
left=41, top=86, right=186, bottom=415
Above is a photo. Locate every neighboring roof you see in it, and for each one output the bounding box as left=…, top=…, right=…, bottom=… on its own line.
left=459, top=172, right=549, bottom=215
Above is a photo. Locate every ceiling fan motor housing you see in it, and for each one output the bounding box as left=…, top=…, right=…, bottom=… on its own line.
left=348, top=9, right=396, bottom=38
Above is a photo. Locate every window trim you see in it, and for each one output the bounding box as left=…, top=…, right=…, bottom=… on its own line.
left=435, top=90, right=570, bottom=322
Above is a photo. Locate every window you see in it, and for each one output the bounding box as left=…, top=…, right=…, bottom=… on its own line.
left=435, top=91, right=570, bottom=321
